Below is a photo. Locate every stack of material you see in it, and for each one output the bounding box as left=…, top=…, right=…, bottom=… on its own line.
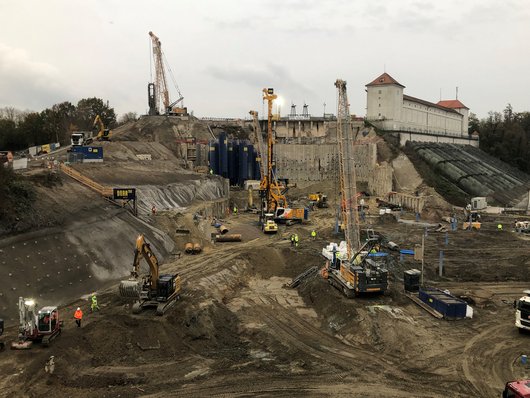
left=321, top=241, right=348, bottom=261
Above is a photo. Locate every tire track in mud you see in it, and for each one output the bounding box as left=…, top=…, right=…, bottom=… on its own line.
left=461, top=322, right=527, bottom=397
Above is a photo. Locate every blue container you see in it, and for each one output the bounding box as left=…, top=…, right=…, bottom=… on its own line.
left=208, top=141, right=218, bottom=175
left=419, top=287, right=467, bottom=320
left=218, top=132, right=228, bottom=177
left=238, top=141, right=249, bottom=186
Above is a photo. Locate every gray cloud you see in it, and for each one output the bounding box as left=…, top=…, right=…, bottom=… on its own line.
left=206, top=63, right=315, bottom=99
left=0, top=43, right=71, bottom=111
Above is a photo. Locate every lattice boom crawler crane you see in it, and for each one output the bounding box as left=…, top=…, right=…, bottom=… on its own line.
left=323, top=79, right=388, bottom=297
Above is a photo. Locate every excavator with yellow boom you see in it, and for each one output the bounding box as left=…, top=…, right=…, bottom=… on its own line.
left=119, top=235, right=181, bottom=315
left=93, top=115, right=111, bottom=141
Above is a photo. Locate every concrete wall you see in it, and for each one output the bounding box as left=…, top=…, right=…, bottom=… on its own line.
left=274, top=142, right=393, bottom=196
left=368, top=163, right=393, bottom=196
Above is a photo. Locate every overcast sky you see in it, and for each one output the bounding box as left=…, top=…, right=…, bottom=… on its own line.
left=1, top=0, right=529, bottom=119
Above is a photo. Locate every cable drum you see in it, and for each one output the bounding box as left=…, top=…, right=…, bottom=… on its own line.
left=119, top=280, right=141, bottom=298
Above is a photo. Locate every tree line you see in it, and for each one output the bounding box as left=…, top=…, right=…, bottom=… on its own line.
left=470, top=104, right=530, bottom=174
left=0, top=98, right=138, bottom=151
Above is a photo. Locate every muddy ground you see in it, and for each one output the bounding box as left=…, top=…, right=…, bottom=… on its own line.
left=0, top=204, right=529, bottom=397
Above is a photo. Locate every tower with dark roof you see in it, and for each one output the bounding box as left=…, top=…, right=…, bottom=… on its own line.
left=366, top=73, right=405, bottom=129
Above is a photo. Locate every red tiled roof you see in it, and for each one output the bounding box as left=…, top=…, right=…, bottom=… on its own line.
left=366, top=73, right=405, bottom=88
left=403, top=95, right=460, bottom=114
left=437, top=99, right=469, bottom=110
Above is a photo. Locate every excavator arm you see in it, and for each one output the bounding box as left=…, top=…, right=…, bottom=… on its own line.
left=93, top=115, right=111, bottom=140
left=131, top=235, right=160, bottom=290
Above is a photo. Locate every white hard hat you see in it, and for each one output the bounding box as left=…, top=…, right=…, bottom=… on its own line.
left=77, top=307, right=80, bottom=310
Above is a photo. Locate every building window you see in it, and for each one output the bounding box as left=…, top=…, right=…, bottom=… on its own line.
left=379, top=104, right=381, bottom=107
left=378, top=113, right=381, bottom=117
left=378, top=90, right=381, bottom=94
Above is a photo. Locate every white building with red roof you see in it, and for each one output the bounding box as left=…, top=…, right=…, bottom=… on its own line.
left=365, top=73, right=473, bottom=145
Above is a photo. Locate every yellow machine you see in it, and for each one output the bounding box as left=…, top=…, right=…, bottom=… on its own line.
left=93, top=115, right=111, bottom=141
left=463, top=208, right=481, bottom=230
left=262, top=213, right=278, bottom=234
left=308, top=192, right=328, bottom=208
left=119, top=235, right=181, bottom=315
left=255, top=89, right=307, bottom=226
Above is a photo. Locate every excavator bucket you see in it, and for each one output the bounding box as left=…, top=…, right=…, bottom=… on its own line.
left=119, top=280, right=141, bottom=298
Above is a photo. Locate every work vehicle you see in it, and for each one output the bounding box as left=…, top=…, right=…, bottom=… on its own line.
left=514, top=290, right=530, bottom=333
left=502, top=379, right=530, bottom=397
left=515, top=220, right=530, bottom=233
left=463, top=205, right=481, bottom=230
left=262, top=213, right=278, bottom=234
left=0, top=318, right=4, bottom=351
left=11, top=297, right=62, bottom=349
left=119, top=235, right=181, bottom=315
left=148, top=31, right=188, bottom=116
left=321, top=79, right=388, bottom=297
left=253, top=91, right=308, bottom=227
left=93, top=115, right=111, bottom=141
left=70, top=131, right=93, bottom=146
left=309, top=193, right=328, bottom=208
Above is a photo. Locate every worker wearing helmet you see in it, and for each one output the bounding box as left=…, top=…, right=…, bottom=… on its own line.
left=311, top=230, right=316, bottom=240
left=74, top=307, right=83, bottom=328
left=90, top=294, right=99, bottom=313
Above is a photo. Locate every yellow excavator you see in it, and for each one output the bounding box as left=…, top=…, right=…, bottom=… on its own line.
left=93, top=115, right=111, bottom=141
left=119, top=235, right=181, bottom=315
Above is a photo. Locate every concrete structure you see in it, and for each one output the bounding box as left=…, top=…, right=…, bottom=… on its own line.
left=366, top=73, right=477, bottom=147
left=274, top=142, right=392, bottom=196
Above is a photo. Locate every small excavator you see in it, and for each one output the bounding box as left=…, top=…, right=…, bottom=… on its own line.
left=119, top=235, right=182, bottom=316
left=93, top=115, right=111, bottom=141
left=11, top=297, right=62, bottom=349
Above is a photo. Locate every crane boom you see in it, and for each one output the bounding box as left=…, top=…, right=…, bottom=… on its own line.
left=149, top=31, right=171, bottom=114
left=335, top=79, right=360, bottom=259
left=249, top=110, right=266, bottom=180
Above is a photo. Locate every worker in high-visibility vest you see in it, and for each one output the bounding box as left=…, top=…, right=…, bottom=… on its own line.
left=74, top=307, right=83, bottom=328
left=311, top=230, right=316, bottom=240
left=90, top=294, right=99, bottom=312
left=497, top=223, right=503, bottom=231
left=294, top=234, right=299, bottom=247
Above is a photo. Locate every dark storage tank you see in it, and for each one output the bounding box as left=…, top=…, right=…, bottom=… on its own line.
left=218, top=132, right=228, bottom=177
left=208, top=141, right=219, bottom=175
left=238, top=141, right=249, bottom=186
left=227, top=140, right=237, bottom=185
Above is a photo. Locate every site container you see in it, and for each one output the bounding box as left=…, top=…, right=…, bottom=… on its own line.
left=419, top=287, right=467, bottom=320
left=403, top=269, right=421, bottom=292
left=218, top=132, right=228, bottom=177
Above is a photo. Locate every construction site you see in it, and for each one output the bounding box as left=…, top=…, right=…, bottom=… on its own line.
left=1, top=31, right=530, bottom=398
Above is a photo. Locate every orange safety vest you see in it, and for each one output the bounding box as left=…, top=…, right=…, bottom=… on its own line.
left=74, top=309, right=83, bottom=320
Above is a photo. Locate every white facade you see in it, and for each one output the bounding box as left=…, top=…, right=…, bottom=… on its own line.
left=366, top=73, right=469, bottom=138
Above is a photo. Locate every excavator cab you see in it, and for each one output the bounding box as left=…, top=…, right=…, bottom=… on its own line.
left=37, top=307, right=59, bottom=334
